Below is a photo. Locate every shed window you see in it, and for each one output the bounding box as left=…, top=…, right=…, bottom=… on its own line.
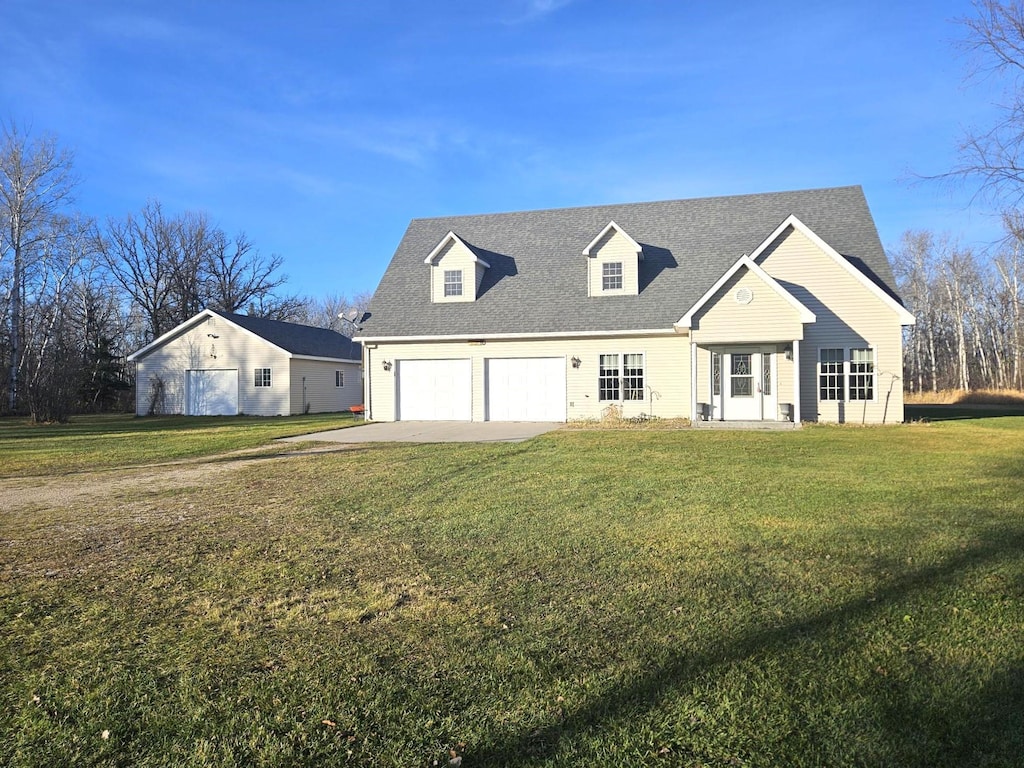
left=335, top=370, right=345, bottom=388
left=444, top=269, right=463, bottom=297
left=254, top=368, right=272, bottom=387
left=602, top=262, right=623, bottom=291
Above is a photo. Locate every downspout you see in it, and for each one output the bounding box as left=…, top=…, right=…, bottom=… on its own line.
left=364, top=345, right=372, bottom=420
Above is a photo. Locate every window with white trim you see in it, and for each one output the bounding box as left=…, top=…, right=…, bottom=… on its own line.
left=602, top=262, right=623, bottom=291
left=849, top=348, right=875, bottom=400
left=599, top=353, right=645, bottom=401
left=335, top=370, right=344, bottom=388
left=443, top=269, right=463, bottom=297
left=254, top=368, right=272, bottom=387
left=819, top=348, right=876, bottom=401
left=819, top=349, right=843, bottom=401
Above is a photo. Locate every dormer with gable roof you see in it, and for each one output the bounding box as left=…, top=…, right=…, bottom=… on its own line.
left=424, top=231, right=491, bottom=303
left=583, top=221, right=643, bottom=296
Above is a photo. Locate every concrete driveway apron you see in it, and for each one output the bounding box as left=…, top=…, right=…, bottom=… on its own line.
left=279, top=421, right=561, bottom=444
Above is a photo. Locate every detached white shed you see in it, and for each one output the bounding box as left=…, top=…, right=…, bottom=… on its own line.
left=127, top=309, right=362, bottom=416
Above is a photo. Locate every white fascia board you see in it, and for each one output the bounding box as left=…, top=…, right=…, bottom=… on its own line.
left=751, top=214, right=916, bottom=326
left=291, top=354, right=362, bottom=363
left=677, top=255, right=815, bottom=328
left=356, top=328, right=678, bottom=343
left=582, top=220, right=644, bottom=259
left=423, top=231, right=491, bottom=268
left=127, top=309, right=219, bottom=361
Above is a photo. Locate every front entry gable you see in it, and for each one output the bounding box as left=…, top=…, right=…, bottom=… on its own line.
left=677, top=255, right=814, bottom=343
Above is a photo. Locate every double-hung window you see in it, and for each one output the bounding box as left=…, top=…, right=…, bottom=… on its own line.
left=599, top=353, right=645, bottom=401
left=443, top=269, right=463, bottom=297
left=602, top=262, right=623, bottom=291
left=849, top=348, right=875, bottom=400
left=335, top=370, right=345, bottom=388
left=819, top=348, right=875, bottom=401
left=254, top=368, right=272, bottom=387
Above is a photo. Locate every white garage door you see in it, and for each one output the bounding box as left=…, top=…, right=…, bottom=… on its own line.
left=186, top=369, right=238, bottom=416
left=486, top=357, right=566, bottom=422
left=397, top=359, right=472, bottom=420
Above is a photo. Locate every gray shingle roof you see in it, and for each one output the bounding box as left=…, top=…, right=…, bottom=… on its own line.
left=360, top=186, right=898, bottom=338
left=215, top=311, right=361, bottom=360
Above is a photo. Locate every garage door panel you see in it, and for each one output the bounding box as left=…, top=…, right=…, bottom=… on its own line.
left=486, top=358, right=565, bottom=422
left=187, top=369, right=238, bottom=416
left=397, top=359, right=471, bottom=421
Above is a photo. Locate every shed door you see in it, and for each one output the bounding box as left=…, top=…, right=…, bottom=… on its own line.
left=186, top=369, right=238, bottom=416
left=396, top=359, right=472, bottom=420
left=486, top=358, right=566, bottom=422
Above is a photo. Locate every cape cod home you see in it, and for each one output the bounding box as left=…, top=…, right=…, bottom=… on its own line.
left=128, top=309, right=362, bottom=416
left=356, top=186, right=914, bottom=425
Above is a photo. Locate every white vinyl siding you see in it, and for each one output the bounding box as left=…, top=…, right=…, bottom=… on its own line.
left=290, top=359, right=363, bottom=415
left=757, top=226, right=905, bottom=423
left=366, top=334, right=689, bottom=422
left=689, top=267, right=804, bottom=343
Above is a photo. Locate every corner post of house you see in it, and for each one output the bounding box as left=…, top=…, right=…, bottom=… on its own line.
left=690, top=340, right=698, bottom=421
left=792, top=339, right=801, bottom=423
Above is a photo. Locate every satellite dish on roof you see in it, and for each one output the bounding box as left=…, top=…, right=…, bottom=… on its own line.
left=343, top=309, right=359, bottom=322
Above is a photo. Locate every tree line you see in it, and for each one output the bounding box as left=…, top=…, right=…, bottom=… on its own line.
left=892, top=220, right=1024, bottom=392
left=0, top=124, right=367, bottom=422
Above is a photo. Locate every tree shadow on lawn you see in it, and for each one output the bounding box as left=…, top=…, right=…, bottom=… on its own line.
left=468, top=525, right=1024, bottom=766
left=905, top=404, right=1024, bottom=422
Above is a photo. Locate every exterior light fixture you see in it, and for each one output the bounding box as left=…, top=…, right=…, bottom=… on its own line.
left=382, top=360, right=393, bottom=371
left=783, top=344, right=793, bottom=361
left=571, top=356, right=581, bottom=368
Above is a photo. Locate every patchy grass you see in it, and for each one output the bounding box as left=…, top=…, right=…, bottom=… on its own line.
left=0, top=413, right=362, bottom=478
left=1, top=419, right=1023, bottom=766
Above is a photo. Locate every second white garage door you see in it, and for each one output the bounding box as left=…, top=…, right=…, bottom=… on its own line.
left=397, top=359, right=472, bottom=420
left=486, top=357, right=566, bottom=422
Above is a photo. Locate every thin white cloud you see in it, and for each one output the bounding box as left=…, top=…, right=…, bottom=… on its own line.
left=503, top=0, right=576, bottom=25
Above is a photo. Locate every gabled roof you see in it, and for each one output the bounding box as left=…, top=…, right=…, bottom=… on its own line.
left=423, top=231, right=491, bottom=268
left=128, top=309, right=362, bottom=362
left=748, top=214, right=915, bottom=325
left=359, top=186, right=901, bottom=339
left=582, top=221, right=643, bottom=259
left=677, top=255, right=815, bottom=328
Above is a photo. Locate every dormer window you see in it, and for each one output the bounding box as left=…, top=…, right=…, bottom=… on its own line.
left=444, top=269, right=463, bottom=297
left=425, top=231, right=490, bottom=303
left=584, top=221, right=643, bottom=296
left=602, top=262, right=623, bottom=291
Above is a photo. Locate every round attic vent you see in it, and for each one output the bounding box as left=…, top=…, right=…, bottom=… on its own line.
left=735, top=287, right=753, bottom=305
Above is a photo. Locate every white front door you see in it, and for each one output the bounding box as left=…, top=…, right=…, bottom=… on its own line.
left=718, top=348, right=778, bottom=421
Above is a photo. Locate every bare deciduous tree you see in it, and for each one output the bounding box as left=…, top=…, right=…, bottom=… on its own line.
left=0, top=123, right=78, bottom=413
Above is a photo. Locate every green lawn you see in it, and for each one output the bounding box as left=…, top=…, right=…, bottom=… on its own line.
left=0, top=412, right=362, bottom=478
left=1, top=416, right=1022, bottom=766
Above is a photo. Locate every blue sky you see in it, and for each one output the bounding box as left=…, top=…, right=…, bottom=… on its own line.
left=1, top=0, right=1007, bottom=299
